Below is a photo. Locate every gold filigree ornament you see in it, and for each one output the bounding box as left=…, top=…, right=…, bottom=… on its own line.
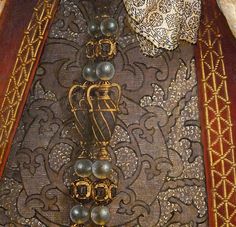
left=86, top=81, right=121, bottom=161
left=71, top=178, right=93, bottom=203
left=92, top=179, right=117, bottom=204
left=69, top=6, right=120, bottom=226
left=86, top=38, right=117, bottom=59
left=68, top=82, right=93, bottom=159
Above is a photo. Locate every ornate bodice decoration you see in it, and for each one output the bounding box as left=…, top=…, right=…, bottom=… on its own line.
left=68, top=4, right=120, bottom=227
left=123, top=0, right=201, bottom=56
left=0, top=1, right=208, bottom=226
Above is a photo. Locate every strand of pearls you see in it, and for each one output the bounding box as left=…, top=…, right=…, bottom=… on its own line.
left=69, top=9, right=119, bottom=227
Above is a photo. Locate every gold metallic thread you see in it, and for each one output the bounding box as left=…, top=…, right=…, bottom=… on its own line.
left=198, top=10, right=236, bottom=227
left=0, top=0, right=58, bottom=165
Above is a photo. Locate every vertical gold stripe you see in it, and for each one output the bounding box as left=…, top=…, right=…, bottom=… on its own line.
left=199, top=10, right=236, bottom=227
left=0, top=0, right=58, bottom=164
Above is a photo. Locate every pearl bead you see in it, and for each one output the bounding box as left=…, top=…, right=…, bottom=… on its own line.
left=88, top=20, right=101, bottom=38
left=96, top=61, right=115, bottom=81
left=91, top=206, right=110, bottom=225
left=70, top=204, right=89, bottom=224
left=92, top=160, right=112, bottom=179
left=74, top=159, right=93, bottom=177
left=82, top=63, right=98, bottom=82
left=100, top=18, right=118, bottom=36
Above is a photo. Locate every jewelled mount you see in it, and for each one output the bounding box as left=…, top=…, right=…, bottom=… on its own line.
left=68, top=5, right=120, bottom=227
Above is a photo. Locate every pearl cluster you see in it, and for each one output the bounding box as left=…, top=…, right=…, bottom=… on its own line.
left=70, top=159, right=113, bottom=226
left=74, top=159, right=111, bottom=179
left=70, top=15, right=119, bottom=227
left=82, top=17, right=118, bottom=82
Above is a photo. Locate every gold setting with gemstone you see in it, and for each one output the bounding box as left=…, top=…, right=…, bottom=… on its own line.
left=68, top=7, right=120, bottom=226
left=71, top=178, right=92, bottom=202
left=86, top=39, right=117, bottom=59
left=93, top=179, right=117, bottom=204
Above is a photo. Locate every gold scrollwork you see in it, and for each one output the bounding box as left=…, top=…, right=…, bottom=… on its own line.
left=86, top=39, right=117, bottom=59
left=86, top=81, right=121, bottom=113
left=86, top=40, right=96, bottom=59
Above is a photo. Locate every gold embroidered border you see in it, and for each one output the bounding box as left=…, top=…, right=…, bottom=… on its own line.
left=0, top=0, right=58, bottom=164
left=198, top=10, right=236, bottom=227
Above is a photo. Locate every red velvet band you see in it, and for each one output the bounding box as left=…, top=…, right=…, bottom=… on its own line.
left=0, top=0, right=59, bottom=177
left=195, top=0, right=236, bottom=226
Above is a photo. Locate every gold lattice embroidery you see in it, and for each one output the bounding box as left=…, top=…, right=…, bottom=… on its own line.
left=0, top=0, right=58, bottom=164
left=198, top=10, right=236, bottom=227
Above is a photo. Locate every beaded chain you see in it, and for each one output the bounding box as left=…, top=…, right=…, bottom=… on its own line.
left=68, top=4, right=120, bottom=227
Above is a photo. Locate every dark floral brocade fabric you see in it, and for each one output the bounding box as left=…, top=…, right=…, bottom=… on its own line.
left=0, top=1, right=208, bottom=226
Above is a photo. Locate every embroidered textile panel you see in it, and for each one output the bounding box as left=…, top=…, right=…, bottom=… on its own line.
left=0, top=0, right=59, bottom=177
left=123, top=0, right=201, bottom=56
left=195, top=0, right=236, bottom=226
left=0, top=0, right=208, bottom=226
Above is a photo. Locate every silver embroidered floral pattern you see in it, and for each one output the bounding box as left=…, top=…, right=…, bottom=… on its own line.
left=49, top=143, right=72, bottom=172
left=140, top=60, right=197, bottom=115
left=0, top=1, right=207, bottom=226
left=110, top=125, right=131, bottom=148
left=123, top=0, right=201, bottom=56
left=114, top=147, right=138, bottom=179
left=139, top=59, right=207, bottom=225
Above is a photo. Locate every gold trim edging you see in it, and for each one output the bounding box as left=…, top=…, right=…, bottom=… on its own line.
left=199, top=9, right=236, bottom=227
left=0, top=0, right=58, bottom=164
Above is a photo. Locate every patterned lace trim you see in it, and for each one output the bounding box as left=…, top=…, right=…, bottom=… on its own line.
left=123, top=0, right=201, bottom=56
